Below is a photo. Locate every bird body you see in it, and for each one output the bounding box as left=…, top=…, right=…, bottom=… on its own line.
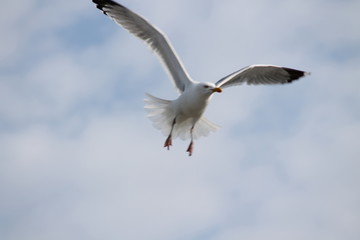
left=175, top=83, right=219, bottom=119
left=92, top=0, right=309, bottom=156
left=145, top=82, right=222, bottom=155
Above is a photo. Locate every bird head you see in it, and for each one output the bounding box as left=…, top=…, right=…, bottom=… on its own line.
left=199, top=83, right=222, bottom=96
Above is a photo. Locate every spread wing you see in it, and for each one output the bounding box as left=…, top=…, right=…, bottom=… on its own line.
left=216, top=64, right=309, bottom=89
left=92, top=0, right=193, bottom=92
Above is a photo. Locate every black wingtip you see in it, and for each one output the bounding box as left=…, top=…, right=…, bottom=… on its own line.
left=283, top=67, right=310, bottom=83
left=92, top=0, right=127, bottom=16
left=92, top=0, right=106, bottom=14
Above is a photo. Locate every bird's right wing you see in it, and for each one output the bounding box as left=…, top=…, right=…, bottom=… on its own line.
left=216, top=64, right=309, bottom=89
left=93, top=0, right=193, bottom=92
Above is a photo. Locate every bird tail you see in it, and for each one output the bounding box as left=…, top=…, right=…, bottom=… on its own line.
left=144, top=93, right=220, bottom=140
left=144, top=93, right=174, bottom=138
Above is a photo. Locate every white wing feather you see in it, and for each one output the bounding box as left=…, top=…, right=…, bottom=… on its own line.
left=216, top=64, right=309, bottom=88
left=93, top=0, right=193, bottom=92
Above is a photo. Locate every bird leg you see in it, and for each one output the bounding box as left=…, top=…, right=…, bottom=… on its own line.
left=164, top=136, right=172, bottom=150
left=186, top=141, right=194, bottom=156
left=164, top=118, right=176, bottom=150
left=186, top=126, right=194, bottom=156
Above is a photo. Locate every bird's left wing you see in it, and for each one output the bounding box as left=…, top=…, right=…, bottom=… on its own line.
left=92, top=0, right=193, bottom=92
left=215, top=64, right=309, bottom=89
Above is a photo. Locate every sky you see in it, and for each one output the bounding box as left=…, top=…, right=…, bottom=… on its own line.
left=0, top=0, right=359, bottom=239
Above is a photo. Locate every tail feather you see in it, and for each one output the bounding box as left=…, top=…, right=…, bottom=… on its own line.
left=195, top=117, right=220, bottom=139
left=144, top=93, right=174, bottom=137
left=144, top=93, right=219, bottom=140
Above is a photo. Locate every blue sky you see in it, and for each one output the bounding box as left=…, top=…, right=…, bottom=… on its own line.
left=1, top=0, right=360, bottom=239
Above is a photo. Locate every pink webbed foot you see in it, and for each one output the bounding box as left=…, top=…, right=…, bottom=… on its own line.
left=164, top=136, right=172, bottom=150
left=186, top=141, right=194, bottom=156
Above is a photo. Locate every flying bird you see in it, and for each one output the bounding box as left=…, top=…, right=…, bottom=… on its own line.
left=92, top=0, right=309, bottom=156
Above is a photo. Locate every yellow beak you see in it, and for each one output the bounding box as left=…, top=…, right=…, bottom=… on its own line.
left=212, top=87, right=222, bottom=93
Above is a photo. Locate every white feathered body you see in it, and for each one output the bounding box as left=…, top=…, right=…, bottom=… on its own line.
left=144, top=83, right=219, bottom=140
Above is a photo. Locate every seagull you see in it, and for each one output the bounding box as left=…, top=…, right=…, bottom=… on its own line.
left=92, top=0, right=309, bottom=156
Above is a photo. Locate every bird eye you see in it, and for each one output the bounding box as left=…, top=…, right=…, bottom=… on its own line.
left=204, top=85, right=209, bottom=88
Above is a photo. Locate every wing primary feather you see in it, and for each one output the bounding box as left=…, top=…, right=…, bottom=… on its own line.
left=216, top=65, right=309, bottom=88
left=92, top=0, right=193, bottom=93
left=282, top=67, right=309, bottom=83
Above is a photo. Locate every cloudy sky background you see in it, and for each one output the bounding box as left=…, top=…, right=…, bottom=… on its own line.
left=1, top=0, right=359, bottom=239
